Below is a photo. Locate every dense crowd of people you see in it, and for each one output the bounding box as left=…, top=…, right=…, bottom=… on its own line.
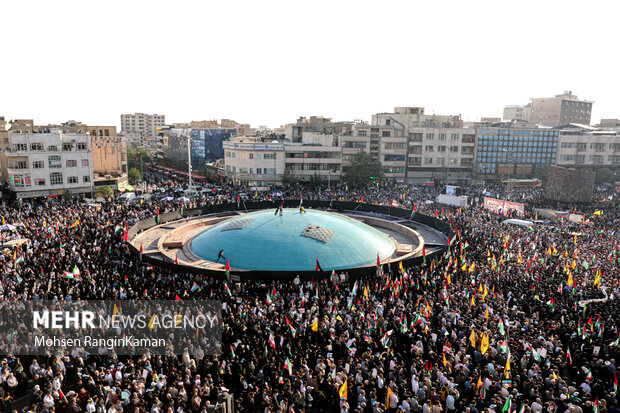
left=0, top=175, right=618, bottom=413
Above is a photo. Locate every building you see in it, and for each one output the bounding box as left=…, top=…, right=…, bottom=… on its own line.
left=474, top=123, right=558, bottom=179
left=529, top=92, right=593, bottom=126
left=191, top=128, right=236, bottom=166
left=284, top=116, right=353, bottom=142
left=2, top=129, right=93, bottom=199
left=223, top=133, right=342, bottom=186
left=87, top=126, right=129, bottom=190
left=556, top=125, right=620, bottom=169
left=120, top=113, right=166, bottom=141
left=223, top=137, right=285, bottom=185
left=503, top=104, right=531, bottom=122
left=370, top=107, right=473, bottom=184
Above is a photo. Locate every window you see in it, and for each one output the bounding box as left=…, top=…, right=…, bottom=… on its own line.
left=343, top=141, right=367, bottom=149
left=68, top=176, right=78, bottom=184
left=425, top=145, right=434, bottom=152
left=451, top=134, right=459, bottom=141
left=82, top=159, right=89, bottom=167
left=439, top=133, right=447, bottom=140
left=249, top=153, right=253, bottom=159
left=48, top=145, right=58, bottom=152
left=35, top=179, right=45, bottom=186
left=50, top=172, right=63, bottom=185
left=264, top=153, right=276, bottom=160
left=66, top=160, right=78, bottom=167
left=425, top=133, right=434, bottom=140
left=49, top=156, right=61, bottom=168
left=83, top=176, right=90, bottom=183
left=62, top=143, right=73, bottom=151
left=384, top=142, right=407, bottom=150
left=381, top=131, right=391, bottom=137
left=437, top=158, right=445, bottom=165
left=383, top=155, right=405, bottom=162
left=76, top=143, right=87, bottom=150
left=13, top=144, right=27, bottom=151
left=438, top=146, right=447, bottom=152
left=357, top=130, right=367, bottom=137
left=256, top=168, right=262, bottom=174
left=30, top=143, right=43, bottom=151
left=32, top=161, right=44, bottom=169
left=450, top=146, right=459, bottom=152
left=424, top=157, right=433, bottom=164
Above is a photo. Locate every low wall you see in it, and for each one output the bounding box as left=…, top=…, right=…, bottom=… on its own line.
left=127, top=201, right=454, bottom=282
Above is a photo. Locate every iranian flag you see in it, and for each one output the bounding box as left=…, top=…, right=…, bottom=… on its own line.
left=593, top=398, right=599, bottom=413
left=502, top=396, right=512, bottom=413
left=566, top=347, right=572, bottom=365
left=225, top=258, right=230, bottom=282
left=283, top=357, right=293, bottom=375
left=230, top=345, right=236, bottom=359
left=266, top=292, right=273, bottom=306
left=268, top=331, right=276, bottom=349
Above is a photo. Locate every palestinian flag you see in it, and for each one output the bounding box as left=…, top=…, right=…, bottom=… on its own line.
left=191, top=282, right=200, bottom=293
left=411, top=204, right=416, bottom=219
left=63, top=265, right=80, bottom=279
left=498, top=318, right=506, bottom=336
left=16, top=274, right=22, bottom=284
left=230, top=345, right=236, bottom=359
left=500, top=339, right=508, bottom=353
left=225, top=258, right=230, bottom=282
left=175, top=293, right=182, bottom=301
left=139, top=244, right=143, bottom=261
left=14, top=254, right=24, bottom=266
left=156, top=208, right=160, bottom=224
left=237, top=195, right=240, bottom=208
left=283, top=357, right=293, bottom=375
left=315, top=258, right=323, bottom=271
left=593, top=398, right=599, bottom=413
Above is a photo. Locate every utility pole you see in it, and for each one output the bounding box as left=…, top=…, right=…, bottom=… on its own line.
left=187, top=134, right=193, bottom=191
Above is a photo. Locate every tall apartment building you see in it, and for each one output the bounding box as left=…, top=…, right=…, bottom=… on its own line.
left=530, top=92, right=593, bottom=126
left=120, top=113, right=166, bottom=141
left=474, top=123, right=558, bottom=179
left=556, top=126, right=620, bottom=169
left=2, top=129, right=94, bottom=199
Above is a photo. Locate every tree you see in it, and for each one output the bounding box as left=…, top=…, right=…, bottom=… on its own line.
left=95, top=185, right=113, bottom=198
left=127, top=148, right=151, bottom=171
left=281, top=168, right=298, bottom=187
left=128, top=167, right=142, bottom=183
left=595, top=167, right=616, bottom=184
left=344, top=150, right=383, bottom=188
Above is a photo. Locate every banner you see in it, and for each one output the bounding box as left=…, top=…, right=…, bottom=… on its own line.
left=484, top=197, right=524, bottom=216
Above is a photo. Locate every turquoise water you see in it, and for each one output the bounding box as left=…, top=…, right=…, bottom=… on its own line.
left=190, top=209, right=395, bottom=271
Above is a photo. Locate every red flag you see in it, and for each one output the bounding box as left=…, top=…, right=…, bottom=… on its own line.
left=175, top=293, right=182, bottom=300
left=122, top=223, right=129, bottom=242
left=422, top=244, right=426, bottom=256
left=315, top=258, right=323, bottom=271
left=59, top=389, right=65, bottom=399
left=361, top=195, right=364, bottom=203
left=139, top=244, right=143, bottom=254
left=175, top=253, right=179, bottom=265
left=377, top=253, right=381, bottom=267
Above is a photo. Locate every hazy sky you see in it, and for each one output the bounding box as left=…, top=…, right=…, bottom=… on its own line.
left=2, top=0, right=619, bottom=129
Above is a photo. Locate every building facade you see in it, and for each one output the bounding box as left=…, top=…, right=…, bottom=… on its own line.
left=474, top=124, right=558, bottom=179
left=556, top=127, right=620, bottom=169
left=191, top=128, right=237, bottom=166
left=3, top=130, right=93, bottom=199
left=120, top=113, right=166, bottom=141
left=223, top=137, right=285, bottom=185
left=503, top=104, right=531, bottom=122
left=529, top=92, right=593, bottom=126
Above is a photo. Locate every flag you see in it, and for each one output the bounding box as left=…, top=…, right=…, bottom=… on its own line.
left=268, top=331, right=276, bottom=349
left=377, top=253, right=381, bottom=267
left=469, top=330, right=476, bottom=347
left=498, top=318, right=505, bottom=336
left=156, top=207, right=160, bottom=224
left=225, top=258, right=230, bottom=282
left=14, top=254, right=24, bottom=266
left=593, top=210, right=601, bottom=216
left=311, top=319, right=318, bottom=332
left=480, top=332, right=489, bottom=355
left=500, top=339, right=508, bottom=353
left=443, top=353, right=448, bottom=367
left=339, top=378, right=348, bottom=400
left=191, top=282, right=200, bottom=293
left=443, top=340, right=451, bottom=353
left=237, top=195, right=240, bottom=207
left=566, top=347, right=572, bottom=364
left=593, top=398, right=599, bottom=413
left=122, top=223, right=129, bottom=242
left=15, top=274, right=22, bottom=284
left=113, top=304, right=120, bottom=316
left=175, top=293, right=182, bottom=301
left=502, top=396, right=512, bottom=413
left=70, top=219, right=80, bottom=228
left=385, top=387, right=393, bottom=410
left=284, top=357, right=293, bottom=375
left=504, top=357, right=511, bottom=378
left=399, top=261, right=404, bottom=274
left=174, top=254, right=179, bottom=265
left=315, top=258, right=323, bottom=271
left=139, top=244, right=143, bottom=261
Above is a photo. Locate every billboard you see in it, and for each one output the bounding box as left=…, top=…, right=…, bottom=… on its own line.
left=545, top=165, right=594, bottom=203
left=484, top=197, right=525, bottom=216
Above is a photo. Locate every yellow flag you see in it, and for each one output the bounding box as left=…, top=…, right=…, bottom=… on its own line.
left=148, top=314, right=157, bottom=330
left=552, top=371, right=559, bottom=381
left=574, top=235, right=577, bottom=244
left=311, top=319, right=318, bottom=332
left=476, top=376, right=482, bottom=390
left=447, top=273, right=451, bottom=285
left=399, top=261, right=404, bottom=274
left=385, top=386, right=393, bottom=410
left=469, top=330, right=476, bottom=347
left=571, top=260, right=576, bottom=270
left=363, top=286, right=369, bottom=299
left=1, top=216, right=4, bottom=225
left=70, top=220, right=80, bottom=228
left=339, top=378, right=348, bottom=400
left=461, top=264, right=467, bottom=272
left=443, top=353, right=448, bottom=367
left=478, top=284, right=483, bottom=293
left=471, top=296, right=475, bottom=306
left=487, top=249, right=490, bottom=257
left=594, top=271, right=601, bottom=287
left=426, top=303, right=432, bottom=315
left=593, top=210, right=601, bottom=216
left=468, top=262, right=476, bottom=273
left=518, top=252, right=523, bottom=264
left=485, top=306, right=489, bottom=321
left=482, top=285, right=488, bottom=301
left=481, top=333, right=489, bottom=355
left=505, top=357, right=511, bottom=378
left=113, top=304, right=119, bottom=316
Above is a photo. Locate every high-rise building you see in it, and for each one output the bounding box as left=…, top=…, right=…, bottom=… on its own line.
left=120, top=113, right=166, bottom=141
left=529, top=92, right=593, bottom=126
left=503, top=104, right=531, bottom=122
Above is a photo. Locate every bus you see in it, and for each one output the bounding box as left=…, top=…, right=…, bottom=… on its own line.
left=501, top=178, right=542, bottom=189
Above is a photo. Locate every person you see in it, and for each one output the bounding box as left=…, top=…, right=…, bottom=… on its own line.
left=216, top=249, right=225, bottom=263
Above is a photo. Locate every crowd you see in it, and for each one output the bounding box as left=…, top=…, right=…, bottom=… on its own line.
left=0, top=176, right=618, bottom=413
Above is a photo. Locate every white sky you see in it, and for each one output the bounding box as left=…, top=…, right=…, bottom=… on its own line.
left=2, top=0, right=619, bottom=129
